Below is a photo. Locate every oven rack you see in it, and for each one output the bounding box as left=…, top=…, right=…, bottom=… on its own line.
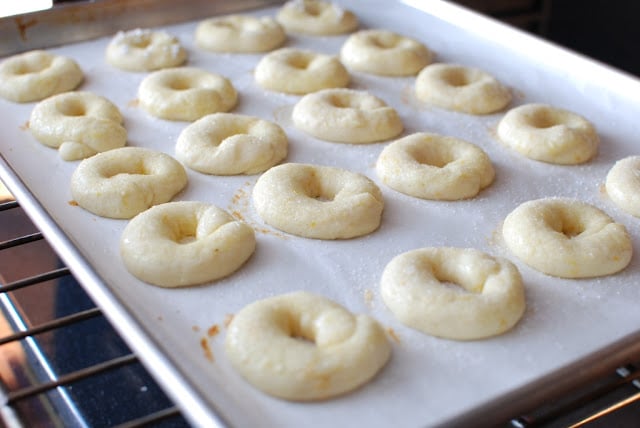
left=2, top=199, right=640, bottom=427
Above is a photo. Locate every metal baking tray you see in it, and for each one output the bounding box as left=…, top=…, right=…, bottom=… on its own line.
left=2, top=1, right=640, bottom=426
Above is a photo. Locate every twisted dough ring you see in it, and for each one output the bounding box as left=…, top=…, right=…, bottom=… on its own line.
left=138, top=67, right=237, bottom=122
left=502, top=198, right=632, bottom=278
left=120, top=201, right=256, bottom=287
left=606, top=156, right=640, bottom=217
left=380, top=247, right=526, bottom=340
left=175, top=113, right=288, bottom=175
left=225, top=291, right=391, bottom=400
left=254, top=48, right=349, bottom=95
left=0, top=50, right=83, bottom=103
left=497, top=103, right=599, bottom=164
left=106, top=28, right=187, bottom=72
left=252, top=163, right=384, bottom=239
left=376, top=132, right=495, bottom=200
left=276, top=0, right=358, bottom=36
left=415, top=63, right=511, bottom=115
left=29, top=91, right=127, bottom=161
left=195, top=14, right=286, bottom=53
left=292, top=88, right=403, bottom=144
left=340, top=29, right=432, bottom=76
left=71, top=147, right=187, bottom=219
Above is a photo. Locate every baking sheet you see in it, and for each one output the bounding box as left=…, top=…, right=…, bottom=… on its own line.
left=2, top=0, right=640, bottom=426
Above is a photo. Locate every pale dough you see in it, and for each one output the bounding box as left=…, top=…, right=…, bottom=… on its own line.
left=340, top=29, right=432, bottom=76
left=502, top=198, right=632, bottom=278
left=120, top=201, right=256, bottom=287
left=195, top=14, right=286, bottom=53
left=292, top=88, right=403, bottom=144
left=29, top=91, right=127, bottom=161
left=175, top=113, right=288, bottom=175
left=380, top=247, right=525, bottom=340
left=276, top=0, right=358, bottom=36
left=225, top=291, right=391, bottom=400
left=252, top=163, right=384, bottom=239
left=106, top=28, right=187, bottom=72
left=606, top=156, right=640, bottom=217
left=376, top=132, right=495, bottom=200
left=70, top=147, right=187, bottom=219
left=497, top=103, right=599, bottom=164
left=415, top=63, right=511, bottom=115
left=138, top=67, right=237, bottom=122
left=254, top=48, right=349, bottom=95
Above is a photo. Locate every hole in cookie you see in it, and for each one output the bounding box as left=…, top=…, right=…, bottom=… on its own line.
left=528, top=109, right=562, bottom=129
left=559, top=220, right=585, bottom=238
left=369, top=34, right=399, bottom=49
left=165, top=217, right=198, bottom=244
left=409, top=145, right=454, bottom=168
left=287, top=318, right=316, bottom=345
left=13, top=58, right=52, bottom=75
left=442, top=68, right=472, bottom=87
left=57, top=99, right=87, bottom=117
left=167, top=78, right=194, bottom=91
left=302, top=2, right=323, bottom=16
left=287, top=53, right=313, bottom=69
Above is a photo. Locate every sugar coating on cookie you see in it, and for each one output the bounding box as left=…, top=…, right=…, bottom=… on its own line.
left=497, top=103, right=599, bottom=165
left=252, top=163, right=384, bottom=239
left=0, top=50, right=83, bottom=103
left=225, top=291, right=391, bottom=400
left=195, top=14, right=286, bottom=53
left=120, top=201, right=256, bottom=287
left=71, top=147, right=187, bottom=219
left=138, top=67, right=237, bottom=121
left=29, top=91, right=127, bottom=161
left=381, top=247, right=526, bottom=340
left=376, top=132, right=495, bottom=200
left=340, top=29, right=432, bottom=76
left=176, top=113, right=288, bottom=175
left=606, top=156, right=640, bottom=217
left=415, top=63, right=511, bottom=115
left=502, top=198, right=632, bottom=278
left=292, top=88, right=403, bottom=144
left=106, top=28, right=187, bottom=72
left=255, top=48, right=349, bottom=95
left=276, top=0, right=358, bottom=36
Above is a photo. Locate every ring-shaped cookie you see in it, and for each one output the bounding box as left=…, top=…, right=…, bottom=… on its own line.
left=225, top=291, right=391, bottom=400
left=71, top=147, right=188, bottom=219
left=606, top=156, right=640, bottom=217
left=29, top=91, right=127, bottom=161
left=0, top=50, right=83, bottom=103
left=120, top=201, right=256, bottom=287
left=252, top=163, right=384, bottom=239
left=176, top=113, right=288, bottom=175
left=255, top=48, right=350, bottom=95
left=106, top=28, right=187, bottom=72
left=292, top=88, right=403, bottom=144
left=340, top=29, right=432, bottom=76
left=380, top=247, right=526, bottom=340
left=195, top=14, right=286, bottom=53
left=376, top=132, right=495, bottom=200
left=502, top=198, right=632, bottom=278
left=276, top=0, right=358, bottom=36
left=415, top=63, right=511, bottom=114
left=497, top=103, right=599, bottom=165
left=138, top=67, right=237, bottom=122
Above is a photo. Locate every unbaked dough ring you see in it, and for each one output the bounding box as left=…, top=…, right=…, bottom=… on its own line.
left=29, top=91, right=127, bottom=161
left=138, top=67, right=237, bottom=122
left=376, top=132, right=495, bottom=200
left=502, top=198, right=632, bottom=278
left=0, top=50, right=83, bottom=103
left=292, top=88, right=403, bottom=144
left=254, top=48, right=350, bottom=95
left=497, top=103, right=599, bottom=165
left=276, top=0, right=358, bottom=36
left=225, top=291, right=391, bottom=401
left=120, top=201, right=256, bottom=287
left=606, top=156, right=640, bottom=217
left=106, top=28, right=188, bottom=72
left=70, top=147, right=188, bottom=219
left=381, top=247, right=525, bottom=340
left=175, top=113, right=288, bottom=175
left=340, top=29, right=432, bottom=76
left=415, top=63, right=511, bottom=115
left=195, top=14, right=286, bottom=53
left=252, top=163, right=384, bottom=239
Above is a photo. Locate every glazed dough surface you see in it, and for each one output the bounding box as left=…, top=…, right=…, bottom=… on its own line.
left=196, top=14, right=286, bottom=53
left=276, top=0, right=358, bottom=35
left=106, top=28, right=187, bottom=71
